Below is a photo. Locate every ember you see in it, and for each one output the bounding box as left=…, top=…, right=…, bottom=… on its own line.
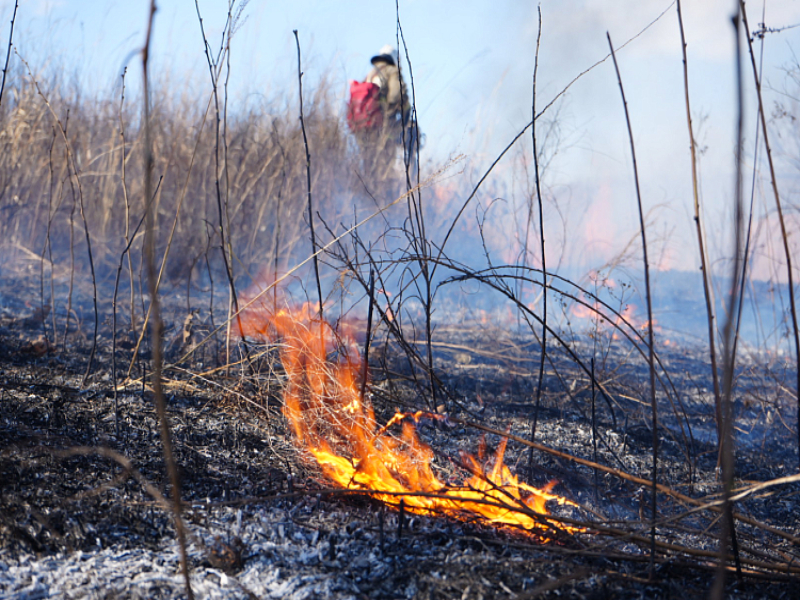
left=238, top=297, right=580, bottom=537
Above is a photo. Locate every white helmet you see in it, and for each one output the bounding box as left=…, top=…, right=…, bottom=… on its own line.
left=371, top=44, right=398, bottom=66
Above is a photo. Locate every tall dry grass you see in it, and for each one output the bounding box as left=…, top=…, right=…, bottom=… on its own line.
left=0, top=62, right=414, bottom=306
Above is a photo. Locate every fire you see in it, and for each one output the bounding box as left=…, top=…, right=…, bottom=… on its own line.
left=237, top=296, right=579, bottom=537
left=570, top=298, right=662, bottom=341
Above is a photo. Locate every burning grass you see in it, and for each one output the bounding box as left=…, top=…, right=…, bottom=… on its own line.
left=237, top=297, right=582, bottom=539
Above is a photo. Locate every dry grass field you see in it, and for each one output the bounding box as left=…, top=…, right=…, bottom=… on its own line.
left=1, top=2, right=800, bottom=598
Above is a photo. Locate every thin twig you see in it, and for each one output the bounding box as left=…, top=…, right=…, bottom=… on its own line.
left=141, top=3, right=194, bottom=597
left=118, top=67, right=138, bottom=340
left=606, top=32, right=658, bottom=576
left=591, top=357, right=598, bottom=499
left=360, top=269, right=375, bottom=402
left=528, top=5, right=547, bottom=474
left=293, top=29, right=323, bottom=320
left=395, top=4, right=437, bottom=412
left=15, top=50, right=100, bottom=387
left=732, top=1, right=766, bottom=397
left=432, top=1, right=676, bottom=274
left=112, top=68, right=128, bottom=439
left=0, top=0, right=18, bottom=110
left=43, top=131, right=58, bottom=351
left=739, top=0, right=800, bottom=468
left=125, top=85, right=217, bottom=378
left=395, top=0, right=420, bottom=187
left=676, top=0, right=722, bottom=464
left=112, top=175, right=162, bottom=437
left=194, top=0, right=246, bottom=369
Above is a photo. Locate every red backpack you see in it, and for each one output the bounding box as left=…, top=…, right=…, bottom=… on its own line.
left=347, top=80, right=383, bottom=132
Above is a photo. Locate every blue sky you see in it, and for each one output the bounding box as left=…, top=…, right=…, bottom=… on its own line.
left=4, top=0, right=800, bottom=278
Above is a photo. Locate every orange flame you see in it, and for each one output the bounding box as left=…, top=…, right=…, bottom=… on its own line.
left=238, top=297, right=579, bottom=537
left=570, top=299, right=662, bottom=341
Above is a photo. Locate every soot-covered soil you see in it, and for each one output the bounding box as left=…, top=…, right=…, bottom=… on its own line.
left=1, top=292, right=799, bottom=599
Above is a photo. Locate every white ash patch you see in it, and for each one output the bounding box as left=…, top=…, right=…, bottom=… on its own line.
left=0, top=501, right=439, bottom=600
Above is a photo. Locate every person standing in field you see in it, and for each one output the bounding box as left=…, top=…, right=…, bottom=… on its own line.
left=348, top=44, right=418, bottom=175
left=365, top=45, right=409, bottom=138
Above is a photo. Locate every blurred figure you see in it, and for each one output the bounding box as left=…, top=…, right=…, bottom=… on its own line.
left=365, top=45, right=408, bottom=134
left=347, top=44, right=419, bottom=176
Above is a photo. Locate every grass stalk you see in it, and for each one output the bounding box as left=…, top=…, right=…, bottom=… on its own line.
left=195, top=0, right=246, bottom=367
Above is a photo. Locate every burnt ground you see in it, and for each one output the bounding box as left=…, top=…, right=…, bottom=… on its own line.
left=1, top=273, right=799, bottom=599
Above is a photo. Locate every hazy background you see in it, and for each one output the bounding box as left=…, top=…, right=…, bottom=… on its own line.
left=3, top=0, right=800, bottom=284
